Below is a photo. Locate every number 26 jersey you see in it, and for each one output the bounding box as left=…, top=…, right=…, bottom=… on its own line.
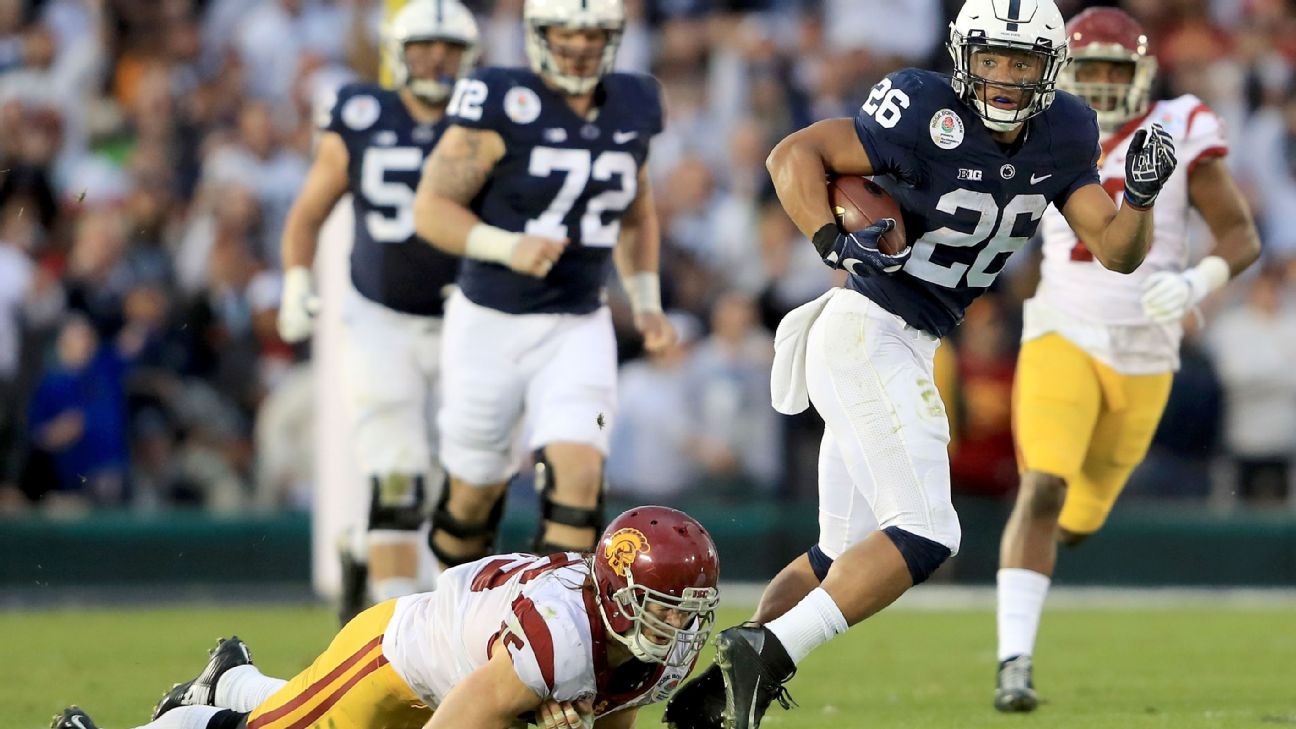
left=848, top=68, right=1101, bottom=337
left=445, top=67, right=663, bottom=316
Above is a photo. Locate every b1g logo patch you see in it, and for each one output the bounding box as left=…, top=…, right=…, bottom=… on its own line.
left=929, top=109, right=964, bottom=150
left=604, top=528, right=651, bottom=577
left=504, top=86, right=542, bottom=125
left=341, top=94, right=381, bottom=131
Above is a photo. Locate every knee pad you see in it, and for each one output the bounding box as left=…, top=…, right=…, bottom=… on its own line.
left=428, top=478, right=507, bottom=567
left=882, top=526, right=951, bottom=585
left=806, top=544, right=834, bottom=582
left=367, top=473, right=427, bottom=532
left=532, top=448, right=605, bottom=553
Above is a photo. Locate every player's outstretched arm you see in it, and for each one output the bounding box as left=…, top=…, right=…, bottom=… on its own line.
left=614, top=166, right=674, bottom=353
left=277, top=131, right=349, bottom=342
left=423, top=649, right=543, bottom=729
left=415, top=126, right=566, bottom=278
left=765, top=118, right=874, bottom=239
left=1140, top=157, right=1261, bottom=323
left=1062, top=124, right=1177, bottom=274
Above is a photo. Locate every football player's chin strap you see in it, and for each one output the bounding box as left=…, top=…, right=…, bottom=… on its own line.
left=427, top=476, right=508, bottom=568
left=532, top=448, right=606, bottom=555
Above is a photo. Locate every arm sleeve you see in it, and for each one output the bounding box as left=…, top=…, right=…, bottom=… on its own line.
left=499, top=596, right=596, bottom=703
left=321, top=84, right=357, bottom=135
left=852, top=71, right=923, bottom=179
left=444, top=69, right=507, bottom=131
left=1182, top=101, right=1229, bottom=175
left=1054, top=110, right=1102, bottom=209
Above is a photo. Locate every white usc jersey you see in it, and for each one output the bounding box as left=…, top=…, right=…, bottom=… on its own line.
left=382, top=552, right=694, bottom=719
left=1030, top=95, right=1228, bottom=373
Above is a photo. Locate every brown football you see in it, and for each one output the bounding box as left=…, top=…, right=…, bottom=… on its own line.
left=828, top=176, right=908, bottom=255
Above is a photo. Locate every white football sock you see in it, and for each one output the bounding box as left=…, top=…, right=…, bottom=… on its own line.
left=996, top=567, right=1051, bottom=662
left=372, top=577, right=419, bottom=602
left=765, top=587, right=849, bottom=666
left=214, top=664, right=286, bottom=712
left=134, top=706, right=223, bottom=729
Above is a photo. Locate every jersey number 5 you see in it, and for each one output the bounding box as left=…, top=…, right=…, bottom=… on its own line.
left=526, top=146, right=638, bottom=247
left=361, top=146, right=423, bottom=244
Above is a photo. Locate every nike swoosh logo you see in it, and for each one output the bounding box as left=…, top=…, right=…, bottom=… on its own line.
left=749, top=675, right=761, bottom=728
left=70, top=717, right=88, bottom=729
left=613, top=130, right=638, bottom=144
left=1030, top=173, right=1053, bottom=184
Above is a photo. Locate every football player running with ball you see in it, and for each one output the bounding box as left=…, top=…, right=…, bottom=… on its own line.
left=413, top=0, right=674, bottom=567
left=276, top=0, right=479, bottom=620
left=53, top=507, right=720, bottom=729
left=665, top=1, right=1176, bottom=728
left=993, top=7, right=1259, bottom=713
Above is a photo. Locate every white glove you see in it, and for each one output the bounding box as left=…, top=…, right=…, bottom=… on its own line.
left=1139, top=256, right=1229, bottom=324
left=277, top=266, right=320, bottom=343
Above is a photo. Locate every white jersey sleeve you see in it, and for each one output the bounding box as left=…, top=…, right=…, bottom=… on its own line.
left=499, top=578, right=597, bottom=703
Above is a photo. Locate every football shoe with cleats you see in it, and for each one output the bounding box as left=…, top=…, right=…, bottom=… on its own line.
left=714, top=623, right=796, bottom=729
left=152, top=636, right=253, bottom=719
left=994, top=654, right=1039, bottom=713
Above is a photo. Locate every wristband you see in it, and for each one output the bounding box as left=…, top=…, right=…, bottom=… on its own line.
left=628, top=272, right=662, bottom=314
left=465, top=224, right=521, bottom=265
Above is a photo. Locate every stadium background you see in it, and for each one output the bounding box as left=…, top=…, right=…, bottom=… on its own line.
left=0, top=0, right=1294, bottom=596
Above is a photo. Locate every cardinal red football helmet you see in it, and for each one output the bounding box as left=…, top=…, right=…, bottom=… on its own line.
left=1058, top=7, right=1157, bottom=130
left=592, top=506, right=720, bottom=667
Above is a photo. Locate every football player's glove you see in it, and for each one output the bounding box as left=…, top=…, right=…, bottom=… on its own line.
left=1140, top=256, right=1230, bottom=324
left=277, top=266, right=319, bottom=343
left=812, top=219, right=910, bottom=276
left=1123, top=123, right=1177, bottom=209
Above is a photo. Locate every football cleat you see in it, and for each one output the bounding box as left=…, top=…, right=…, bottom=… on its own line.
left=152, top=636, right=253, bottom=720
left=663, top=663, right=726, bottom=729
left=714, top=623, right=796, bottom=729
left=994, top=654, right=1039, bottom=713
left=50, top=706, right=98, bottom=729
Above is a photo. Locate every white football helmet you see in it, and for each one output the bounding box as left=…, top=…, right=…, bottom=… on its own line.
left=948, top=0, right=1070, bottom=132
left=523, top=0, right=625, bottom=96
left=385, top=0, right=480, bottom=104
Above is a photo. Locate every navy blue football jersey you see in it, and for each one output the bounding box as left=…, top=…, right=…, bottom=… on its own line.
left=324, top=83, right=459, bottom=317
left=445, top=67, right=663, bottom=315
left=848, top=68, right=1101, bottom=337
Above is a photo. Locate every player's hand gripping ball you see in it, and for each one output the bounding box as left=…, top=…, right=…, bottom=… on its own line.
left=814, top=176, right=911, bottom=275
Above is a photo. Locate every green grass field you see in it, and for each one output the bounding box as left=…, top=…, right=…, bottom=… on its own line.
left=4, top=603, right=1295, bottom=729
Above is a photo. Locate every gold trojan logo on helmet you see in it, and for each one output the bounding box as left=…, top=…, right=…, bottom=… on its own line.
left=604, top=527, right=650, bottom=577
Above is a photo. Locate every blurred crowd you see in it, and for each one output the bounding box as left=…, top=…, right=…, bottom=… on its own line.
left=1, top=0, right=1294, bottom=516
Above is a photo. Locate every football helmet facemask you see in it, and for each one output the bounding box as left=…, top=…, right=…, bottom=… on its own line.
left=385, top=0, right=480, bottom=104
left=948, top=0, right=1070, bottom=132
left=591, top=506, right=720, bottom=668
left=523, top=0, right=625, bottom=96
left=1057, top=7, right=1156, bottom=132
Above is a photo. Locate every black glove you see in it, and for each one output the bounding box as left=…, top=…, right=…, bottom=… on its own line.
left=1123, top=122, right=1177, bottom=209
left=811, top=219, right=910, bottom=276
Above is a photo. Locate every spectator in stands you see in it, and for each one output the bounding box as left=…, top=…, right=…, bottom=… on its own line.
left=687, top=291, right=779, bottom=495
left=608, top=312, right=702, bottom=500
left=1206, top=265, right=1296, bottom=503
left=27, top=313, right=133, bottom=507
